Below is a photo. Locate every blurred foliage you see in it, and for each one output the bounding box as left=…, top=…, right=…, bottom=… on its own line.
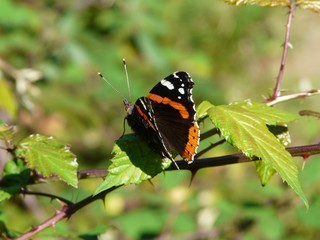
left=0, top=0, right=320, bottom=239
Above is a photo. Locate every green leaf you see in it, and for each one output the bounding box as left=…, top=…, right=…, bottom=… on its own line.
left=255, top=125, right=291, bottom=186
left=207, top=101, right=308, bottom=208
left=231, top=101, right=298, bottom=125
left=95, top=134, right=171, bottom=195
left=0, top=159, right=30, bottom=201
left=0, top=79, right=17, bottom=120
left=15, top=134, right=78, bottom=187
left=256, top=125, right=291, bottom=184
left=3, top=158, right=27, bottom=176
left=0, top=122, right=15, bottom=141
left=255, top=160, right=277, bottom=186
left=197, top=100, right=214, bottom=119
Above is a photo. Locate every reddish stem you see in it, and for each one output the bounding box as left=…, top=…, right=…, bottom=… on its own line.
left=269, top=0, right=296, bottom=101
left=15, top=186, right=120, bottom=240
left=13, top=142, right=320, bottom=239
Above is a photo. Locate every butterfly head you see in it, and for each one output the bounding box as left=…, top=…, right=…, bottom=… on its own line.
left=123, top=99, right=134, bottom=116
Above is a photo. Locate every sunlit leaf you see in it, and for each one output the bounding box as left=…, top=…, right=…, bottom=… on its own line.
left=258, top=125, right=291, bottom=184
left=225, top=0, right=320, bottom=13
left=297, top=0, right=320, bottom=13
left=95, top=134, right=171, bottom=195
left=231, top=101, right=298, bottom=125
left=225, top=0, right=290, bottom=7
left=15, top=134, right=78, bottom=187
left=197, top=100, right=214, bottom=119
left=207, top=101, right=308, bottom=207
left=255, top=160, right=277, bottom=185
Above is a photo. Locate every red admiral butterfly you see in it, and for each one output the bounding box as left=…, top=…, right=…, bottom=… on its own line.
left=124, top=71, right=200, bottom=166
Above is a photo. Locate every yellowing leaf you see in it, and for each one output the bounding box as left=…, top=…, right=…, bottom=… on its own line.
left=225, top=0, right=290, bottom=7
left=297, top=0, right=320, bottom=13
left=225, top=0, right=320, bottom=13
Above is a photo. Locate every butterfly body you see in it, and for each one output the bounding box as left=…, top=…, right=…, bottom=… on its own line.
left=124, top=71, right=200, bottom=164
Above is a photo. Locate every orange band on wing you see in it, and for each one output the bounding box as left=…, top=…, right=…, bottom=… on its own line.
left=182, top=123, right=200, bottom=162
left=147, top=93, right=190, bottom=119
left=136, top=105, right=156, bottom=130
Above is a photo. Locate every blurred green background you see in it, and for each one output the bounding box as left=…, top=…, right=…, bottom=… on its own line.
left=0, top=0, right=320, bottom=239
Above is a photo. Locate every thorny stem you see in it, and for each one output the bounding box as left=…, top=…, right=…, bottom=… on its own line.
left=19, top=189, right=73, bottom=206
left=169, top=143, right=320, bottom=171
left=299, top=110, right=320, bottom=119
left=0, top=168, right=109, bottom=186
left=78, top=168, right=108, bottom=179
left=268, top=0, right=296, bottom=101
left=15, top=186, right=120, bottom=240
left=200, top=128, right=220, bottom=141
left=14, top=143, right=320, bottom=240
left=266, top=89, right=320, bottom=106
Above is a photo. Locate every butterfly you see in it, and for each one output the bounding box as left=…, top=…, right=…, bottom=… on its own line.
left=124, top=71, right=200, bottom=167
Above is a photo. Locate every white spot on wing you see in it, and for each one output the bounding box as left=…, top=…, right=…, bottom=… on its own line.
left=178, top=88, right=185, bottom=95
left=161, top=79, right=174, bottom=90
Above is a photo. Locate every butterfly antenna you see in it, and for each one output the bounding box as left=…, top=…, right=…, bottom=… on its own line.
left=98, top=72, right=128, bottom=101
left=122, top=58, right=131, bottom=100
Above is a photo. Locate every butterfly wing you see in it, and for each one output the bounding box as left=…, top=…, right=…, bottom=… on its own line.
left=147, top=72, right=200, bottom=163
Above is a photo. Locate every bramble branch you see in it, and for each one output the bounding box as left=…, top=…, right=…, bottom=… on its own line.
left=19, top=189, right=73, bottom=206
left=15, top=186, right=120, bottom=240
left=299, top=110, right=320, bottom=119
left=169, top=143, right=320, bottom=171
left=268, top=0, right=296, bottom=101
left=14, top=142, right=320, bottom=239
left=266, top=89, right=320, bottom=106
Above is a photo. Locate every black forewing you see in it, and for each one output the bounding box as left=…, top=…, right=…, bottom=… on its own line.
left=148, top=72, right=197, bottom=158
